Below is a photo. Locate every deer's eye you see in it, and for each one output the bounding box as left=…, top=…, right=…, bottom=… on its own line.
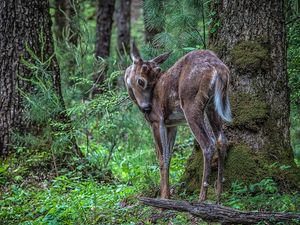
left=154, top=67, right=161, bottom=73
left=137, top=78, right=145, bottom=88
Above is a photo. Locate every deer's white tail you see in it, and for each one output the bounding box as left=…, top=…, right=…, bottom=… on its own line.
left=213, top=73, right=232, bottom=122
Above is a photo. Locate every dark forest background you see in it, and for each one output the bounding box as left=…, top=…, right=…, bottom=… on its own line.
left=0, top=0, right=300, bottom=224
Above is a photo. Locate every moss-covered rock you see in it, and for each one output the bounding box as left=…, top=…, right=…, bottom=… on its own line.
left=230, top=40, right=269, bottom=72
left=230, top=93, right=269, bottom=131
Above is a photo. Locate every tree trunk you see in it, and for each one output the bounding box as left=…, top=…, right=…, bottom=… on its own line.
left=54, top=0, right=79, bottom=44
left=117, top=0, right=131, bottom=56
left=0, top=0, right=76, bottom=157
left=143, top=0, right=164, bottom=45
left=181, top=0, right=300, bottom=193
left=93, top=0, right=115, bottom=95
left=95, top=0, right=115, bottom=59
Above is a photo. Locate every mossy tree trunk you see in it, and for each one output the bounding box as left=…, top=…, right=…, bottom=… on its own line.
left=181, top=0, right=300, bottom=193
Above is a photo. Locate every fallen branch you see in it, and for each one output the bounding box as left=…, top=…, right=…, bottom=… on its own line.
left=139, top=197, right=300, bottom=224
left=148, top=212, right=176, bottom=223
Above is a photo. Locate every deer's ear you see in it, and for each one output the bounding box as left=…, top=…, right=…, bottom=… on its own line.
left=151, top=51, right=172, bottom=64
left=130, top=40, right=141, bottom=63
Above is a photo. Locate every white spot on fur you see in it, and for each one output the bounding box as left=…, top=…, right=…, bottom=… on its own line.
left=188, top=67, right=197, bottom=80
left=203, top=182, right=209, bottom=187
left=169, top=90, right=177, bottom=98
left=125, top=64, right=135, bottom=87
left=218, top=134, right=222, bottom=143
left=126, top=76, right=131, bottom=86
left=210, top=69, right=217, bottom=87
left=210, top=137, right=216, bottom=145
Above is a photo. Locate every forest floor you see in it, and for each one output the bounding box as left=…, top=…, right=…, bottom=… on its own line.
left=1, top=144, right=300, bottom=225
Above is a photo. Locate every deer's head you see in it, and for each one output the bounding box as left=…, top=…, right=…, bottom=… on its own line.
left=124, top=41, right=171, bottom=113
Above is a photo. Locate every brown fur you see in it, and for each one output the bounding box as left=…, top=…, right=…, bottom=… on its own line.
left=125, top=46, right=231, bottom=202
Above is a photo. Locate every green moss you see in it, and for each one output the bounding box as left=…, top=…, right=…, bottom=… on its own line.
left=180, top=145, right=203, bottom=193
left=181, top=143, right=267, bottom=192
left=225, top=143, right=299, bottom=189
left=224, top=141, right=300, bottom=191
left=209, top=43, right=227, bottom=57
left=181, top=141, right=300, bottom=194
left=259, top=126, right=300, bottom=189
left=224, top=144, right=266, bottom=187
left=231, top=93, right=269, bottom=131
left=230, top=40, right=269, bottom=71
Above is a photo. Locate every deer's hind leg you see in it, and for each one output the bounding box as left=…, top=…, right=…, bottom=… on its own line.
left=182, top=99, right=216, bottom=202
left=206, top=103, right=228, bottom=203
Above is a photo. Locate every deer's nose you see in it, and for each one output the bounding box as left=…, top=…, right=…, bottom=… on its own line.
left=142, top=105, right=152, bottom=113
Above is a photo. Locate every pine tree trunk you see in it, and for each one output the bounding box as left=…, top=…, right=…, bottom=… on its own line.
left=95, top=0, right=115, bottom=59
left=181, top=0, right=300, bottom=193
left=54, top=0, right=79, bottom=45
left=0, top=0, right=74, bottom=157
left=117, top=0, right=131, bottom=56
left=93, top=0, right=115, bottom=95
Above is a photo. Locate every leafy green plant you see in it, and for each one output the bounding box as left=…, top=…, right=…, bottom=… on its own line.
left=224, top=178, right=300, bottom=214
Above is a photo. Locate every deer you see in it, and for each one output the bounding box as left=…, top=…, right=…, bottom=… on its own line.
left=124, top=41, right=232, bottom=203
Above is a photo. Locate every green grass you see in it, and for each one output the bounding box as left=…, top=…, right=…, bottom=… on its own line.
left=0, top=146, right=197, bottom=225
left=1, top=123, right=300, bottom=225
left=1, top=172, right=300, bottom=224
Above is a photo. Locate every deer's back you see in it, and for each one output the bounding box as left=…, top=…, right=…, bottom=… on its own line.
left=149, top=50, right=228, bottom=123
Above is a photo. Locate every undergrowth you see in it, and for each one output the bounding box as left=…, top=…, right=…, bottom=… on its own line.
left=1, top=170, right=300, bottom=224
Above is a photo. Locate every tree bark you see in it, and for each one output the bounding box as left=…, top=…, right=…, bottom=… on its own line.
left=93, top=0, right=115, bottom=95
left=140, top=197, right=300, bottom=224
left=54, top=0, right=79, bottom=44
left=0, top=0, right=76, bottom=157
left=95, top=0, right=115, bottom=59
left=117, top=0, right=131, bottom=56
left=181, top=0, right=300, bottom=192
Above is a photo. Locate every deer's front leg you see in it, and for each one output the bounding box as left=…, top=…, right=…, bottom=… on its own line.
left=159, top=120, right=171, bottom=167
left=151, top=123, right=169, bottom=198
left=151, top=122, right=176, bottom=199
